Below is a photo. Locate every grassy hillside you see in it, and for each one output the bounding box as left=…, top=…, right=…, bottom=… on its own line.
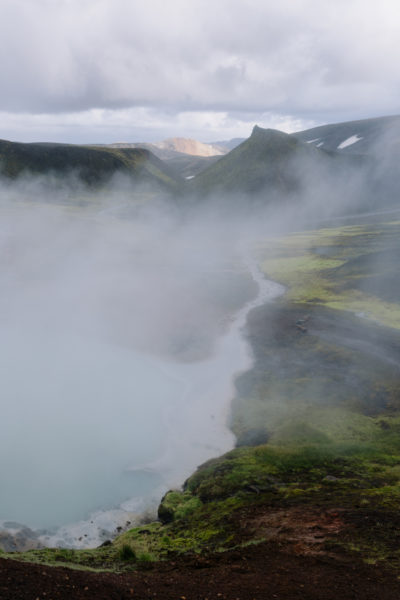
left=190, top=125, right=363, bottom=200
left=0, top=139, right=183, bottom=192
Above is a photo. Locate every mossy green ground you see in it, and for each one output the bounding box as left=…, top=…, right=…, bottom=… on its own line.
left=0, top=139, right=182, bottom=192
left=5, top=219, right=400, bottom=572
left=259, top=221, right=400, bottom=328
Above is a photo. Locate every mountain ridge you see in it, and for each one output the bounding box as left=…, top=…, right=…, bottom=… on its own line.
left=293, top=114, right=400, bottom=155
left=189, top=124, right=353, bottom=198
left=107, top=137, right=226, bottom=158
left=0, top=139, right=183, bottom=192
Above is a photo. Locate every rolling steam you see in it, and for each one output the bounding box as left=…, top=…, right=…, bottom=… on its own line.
left=0, top=120, right=398, bottom=547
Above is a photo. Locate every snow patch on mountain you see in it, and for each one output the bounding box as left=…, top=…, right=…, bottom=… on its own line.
left=337, top=134, right=363, bottom=149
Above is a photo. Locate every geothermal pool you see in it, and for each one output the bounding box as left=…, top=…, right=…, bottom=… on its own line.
left=0, top=206, right=283, bottom=548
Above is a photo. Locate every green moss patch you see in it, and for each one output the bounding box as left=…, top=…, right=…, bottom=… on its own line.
left=259, top=222, right=400, bottom=328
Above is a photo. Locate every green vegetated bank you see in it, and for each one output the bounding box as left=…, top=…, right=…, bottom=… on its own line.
left=230, top=219, right=400, bottom=566
left=4, top=219, right=400, bottom=573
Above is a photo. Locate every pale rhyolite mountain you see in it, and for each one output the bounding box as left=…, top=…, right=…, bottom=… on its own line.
left=109, top=138, right=226, bottom=158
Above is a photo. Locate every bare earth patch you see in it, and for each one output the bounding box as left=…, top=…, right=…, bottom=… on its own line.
left=241, top=506, right=347, bottom=556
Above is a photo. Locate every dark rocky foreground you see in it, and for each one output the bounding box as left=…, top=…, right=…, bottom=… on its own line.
left=2, top=540, right=400, bottom=600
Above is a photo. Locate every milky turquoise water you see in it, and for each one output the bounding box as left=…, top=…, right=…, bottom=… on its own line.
left=0, top=328, right=178, bottom=529
left=0, top=257, right=283, bottom=548
left=0, top=200, right=284, bottom=547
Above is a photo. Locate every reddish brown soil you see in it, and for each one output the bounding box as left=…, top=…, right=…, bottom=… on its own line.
left=236, top=505, right=348, bottom=553
left=2, top=540, right=400, bottom=600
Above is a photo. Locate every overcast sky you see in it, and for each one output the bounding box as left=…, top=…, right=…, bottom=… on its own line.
left=0, top=0, right=399, bottom=143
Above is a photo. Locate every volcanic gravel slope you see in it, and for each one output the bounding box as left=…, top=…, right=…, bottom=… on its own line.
left=2, top=541, right=400, bottom=600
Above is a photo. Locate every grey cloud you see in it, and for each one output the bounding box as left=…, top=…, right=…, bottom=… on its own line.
left=0, top=0, right=399, bottom=142
left=0, top=1, right=398, bottom=114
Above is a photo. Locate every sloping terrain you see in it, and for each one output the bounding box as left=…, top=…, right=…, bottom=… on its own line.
left=2, top=541, right=400, bottom=600
left=294, top=115, right=400, bottom=205
left=211, top=137, right=245, bottom=152
left=165, top=153, right=221, bottom=179
left=2, top=118, right=400, bottom=598
left=189, top=125, right=363, bottom=201
left=109, top=137, right=225, bottom=158
left=154, top=137, right=225, bottom=157
left=0, top=140, right=183, bottom=191
left=293, top=114, right=400, bottom=155
left=3, top=217, right=400, bottom=599
left=107, top=138, right=226, bottom=178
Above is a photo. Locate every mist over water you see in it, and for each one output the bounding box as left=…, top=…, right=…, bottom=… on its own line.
left=0, top=186, right=284, bottom=547
left=1, top=120, right=397, bottom=548
left=1, top=119, right=397, bottom=549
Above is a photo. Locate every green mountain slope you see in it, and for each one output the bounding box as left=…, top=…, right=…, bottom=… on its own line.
left=190, top=125, right=359, bottom=198
left=166, top=154, right=221, bottom=179
left=294, top=116, right=400, bottom=206
left=210, top=137, right=245, bottom=151
left=0, top=140, right=183, bottom=191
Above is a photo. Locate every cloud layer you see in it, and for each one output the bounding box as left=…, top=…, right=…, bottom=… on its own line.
left=1, top=0, right=399, bottom=141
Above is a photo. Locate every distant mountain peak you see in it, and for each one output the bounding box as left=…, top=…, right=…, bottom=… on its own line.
left=109, top=137, right=226, bottom=159
left=251, top=124, right=263, bottom=134
left=251, top=125, right=291, bottom=140
left=155, top=137, right=225, bottom=157
left=191, top=123, right=318, bottom=196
